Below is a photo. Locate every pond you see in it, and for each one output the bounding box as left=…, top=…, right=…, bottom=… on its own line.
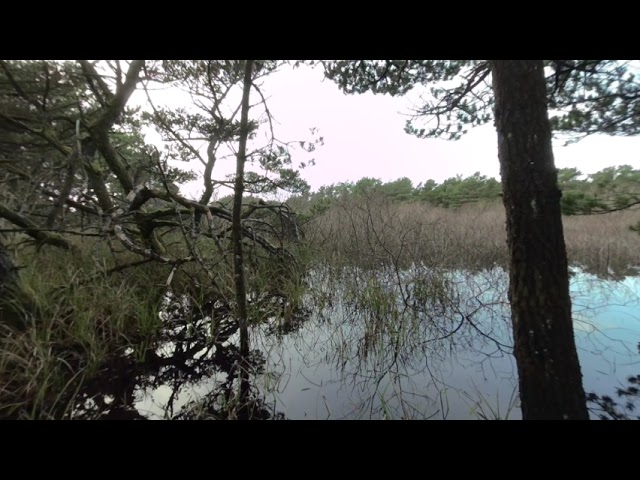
left=72, top=266, right=640, bottom=420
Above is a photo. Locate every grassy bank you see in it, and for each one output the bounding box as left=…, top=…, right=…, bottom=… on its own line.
left=0, top=239, right=170, bottom=419
left=0, top=229, right=304, bottom=419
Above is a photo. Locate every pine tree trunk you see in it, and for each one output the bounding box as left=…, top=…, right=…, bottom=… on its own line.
left=232, top=60, right=254, bottom=412
left=490, top=60, right=589, bottom=420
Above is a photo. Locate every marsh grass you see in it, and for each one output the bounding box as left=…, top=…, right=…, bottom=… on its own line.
left=0, top=227, right=308, bottom=419
left=462, top=383, right=520, bottom=420
left=305, top=197, right=507, bottom=272
left=563, top=210, right=640, bottom=278
left=0, top=239, right=179, bottom=419
left=304, top=197, right=640, bottom=278
left=297, top=198, right=639, bottom=418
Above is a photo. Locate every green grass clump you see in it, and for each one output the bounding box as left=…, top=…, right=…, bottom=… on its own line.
left=0, top=242, right=168, bottom=419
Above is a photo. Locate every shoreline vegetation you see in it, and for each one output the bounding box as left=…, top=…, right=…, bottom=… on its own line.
left=2, top=189, right=638, bottom=419
left=301, top=196, right=640, bottom=279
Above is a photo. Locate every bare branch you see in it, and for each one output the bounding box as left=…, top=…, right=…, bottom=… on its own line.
left=575, top=199, right=640, bottom=215
left=0, top=203, right=77, bottom=251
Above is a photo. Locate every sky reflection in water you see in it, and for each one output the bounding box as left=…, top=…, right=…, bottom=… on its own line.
left=86, top=267, right=640, bottom=420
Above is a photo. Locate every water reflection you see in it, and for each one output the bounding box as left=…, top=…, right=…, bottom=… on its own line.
left=255, top=266, right=640, bottom=419
left=72, top=294, right=289, bottom=419
left=71, top=265, right=640, bottom=420
left=253, top=267, right=517, bottom=419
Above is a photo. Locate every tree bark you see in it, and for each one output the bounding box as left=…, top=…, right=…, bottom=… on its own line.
left=0, top=204, right=77, bottom=251
left=232, top=60, right=254, bottom=369
left=491, top=60, right=589, bottom=420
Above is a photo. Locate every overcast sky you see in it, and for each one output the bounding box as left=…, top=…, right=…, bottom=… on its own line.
left=139, top=63, right=640, bottom=199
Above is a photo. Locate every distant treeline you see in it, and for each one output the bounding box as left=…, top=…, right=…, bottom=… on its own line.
left=557, top=165, right=640, bottom=215
left=290, top=165, right=640, bottom=217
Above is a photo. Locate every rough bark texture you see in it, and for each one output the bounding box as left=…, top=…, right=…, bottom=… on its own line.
left=491, top=60, right=589, bottom=420
left=232, top=61, right=254, bottom=363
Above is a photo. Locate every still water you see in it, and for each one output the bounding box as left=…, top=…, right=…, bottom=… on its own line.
left=76, top=266, right=640, bottom=419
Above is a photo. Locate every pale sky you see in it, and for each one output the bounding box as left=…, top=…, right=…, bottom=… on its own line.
left=138, top=63, right=640, bottom=200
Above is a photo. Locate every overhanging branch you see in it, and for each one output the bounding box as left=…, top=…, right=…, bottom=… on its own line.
left=0, top=204, right=77, bottom=251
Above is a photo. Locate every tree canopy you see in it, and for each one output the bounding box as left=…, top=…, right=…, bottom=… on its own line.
left=321, top=60, right=640, bottom=143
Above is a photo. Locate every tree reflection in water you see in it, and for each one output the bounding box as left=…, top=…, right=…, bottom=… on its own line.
left=69, top=263, right=640, bottom=420
left=72, top=293, right=293, bottom=420
left=252, top=266, right=519, bottom=419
